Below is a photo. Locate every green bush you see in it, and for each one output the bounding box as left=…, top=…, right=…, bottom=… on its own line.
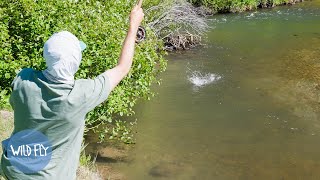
left=189, top=0, right=290, bottom=12
left=0, top=0, right=167, bottom=143
left=0, top=5, right=14, bottom=109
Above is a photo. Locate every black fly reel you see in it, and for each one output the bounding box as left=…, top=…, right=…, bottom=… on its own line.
left=136, top=26, right=146, bottom=43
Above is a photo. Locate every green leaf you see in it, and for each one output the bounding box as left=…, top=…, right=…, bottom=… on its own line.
left=4, top=73, right=10, bottom=79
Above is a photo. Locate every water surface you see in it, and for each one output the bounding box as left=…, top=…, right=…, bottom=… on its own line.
left=88, top=1, right=320, bottom=179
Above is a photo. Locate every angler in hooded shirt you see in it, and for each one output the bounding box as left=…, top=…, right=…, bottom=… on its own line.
left=0, top=3, right=144, bottom=180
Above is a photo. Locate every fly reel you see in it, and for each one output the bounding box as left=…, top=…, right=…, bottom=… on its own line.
left=136, top=26, right=146, bottom=43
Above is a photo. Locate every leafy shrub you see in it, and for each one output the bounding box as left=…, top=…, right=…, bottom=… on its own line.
left=0, top=0, right=167, bottom=143
left=0, top=5, right=14, bottom=109
left=188, top=0, right=291, bottom=12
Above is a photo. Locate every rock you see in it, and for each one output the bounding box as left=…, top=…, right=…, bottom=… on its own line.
left=149, top=161, right=188, bottom=178
left=97, top=146, right=129, bottom=163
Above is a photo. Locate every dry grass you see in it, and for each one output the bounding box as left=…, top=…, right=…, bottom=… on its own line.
left=77, top=144, right=102, bottom=180
left=0, top=110, right=14, bottom=179
left=0, top=111, right=14, bottom=162
left=77, top=165, right=102, bottom=180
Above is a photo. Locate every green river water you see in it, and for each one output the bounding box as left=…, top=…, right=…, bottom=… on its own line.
left=87, top=1, right=320, bottom=179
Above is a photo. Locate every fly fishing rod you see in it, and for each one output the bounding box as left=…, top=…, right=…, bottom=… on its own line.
left=136, top=0, right=146, bottom=43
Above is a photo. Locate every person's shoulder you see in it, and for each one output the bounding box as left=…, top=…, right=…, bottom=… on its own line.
left=75, top=78, right=94, bottom=84
left=12, top=68, right=37, bottom=85
left=68, top=78, right=95, bottom=102
left=73, top=78, right=95, bottom=91
left=74, top=73, right=109, bottom=86
left=16, top=68, right=36, bottom=77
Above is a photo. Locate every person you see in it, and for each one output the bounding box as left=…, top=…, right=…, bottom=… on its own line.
left=0, top=3, right=144, bottom=180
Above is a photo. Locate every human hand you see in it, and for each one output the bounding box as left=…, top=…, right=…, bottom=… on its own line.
left=129, top=0, right=144, bottom=32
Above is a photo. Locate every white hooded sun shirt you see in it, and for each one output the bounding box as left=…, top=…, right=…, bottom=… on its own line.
left=42, top=31, right=86, bottom=84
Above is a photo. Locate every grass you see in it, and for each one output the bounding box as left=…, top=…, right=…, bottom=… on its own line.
left=0, top=110, right=101, bottom=180
left=0, top=112, right=13, bottom=160
left=77, top=144, right=101, bottom=180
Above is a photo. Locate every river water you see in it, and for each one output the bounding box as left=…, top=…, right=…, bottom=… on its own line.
left=87, top=1, right=320, bottom=179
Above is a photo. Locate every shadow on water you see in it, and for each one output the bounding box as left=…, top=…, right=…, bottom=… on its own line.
left=87, top=1, right=320, bottom=179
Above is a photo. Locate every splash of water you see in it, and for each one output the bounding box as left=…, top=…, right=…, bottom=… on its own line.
left=188, top=71, right=221, bottom=87
left=246, top=12, right=257, bottom=18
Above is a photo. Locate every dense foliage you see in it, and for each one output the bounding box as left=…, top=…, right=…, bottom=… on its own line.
left=0, top=0, right=167, bottom=143
left=189, top=0, right=294, bottom=12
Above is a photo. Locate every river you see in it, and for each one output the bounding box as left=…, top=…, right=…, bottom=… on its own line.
left=87, top=1, right=320, bottom=179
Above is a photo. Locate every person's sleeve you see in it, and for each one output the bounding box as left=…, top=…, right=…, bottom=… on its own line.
left=85, top=72, right=112, bottom=111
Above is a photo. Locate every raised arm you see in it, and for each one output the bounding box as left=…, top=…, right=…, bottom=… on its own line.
left=105, top=3, right=144, bottom=91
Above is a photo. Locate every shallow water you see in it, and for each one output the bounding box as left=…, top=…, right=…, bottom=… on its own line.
left=88, top=1, right=320, bottom=179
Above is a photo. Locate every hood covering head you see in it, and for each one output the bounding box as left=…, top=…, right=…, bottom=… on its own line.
left=42, top=31, right=86, bottom=84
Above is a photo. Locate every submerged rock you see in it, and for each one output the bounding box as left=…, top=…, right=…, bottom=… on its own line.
left=149, top=161, right=189, bottom=178
left=97, top=146, right=129, bottom=163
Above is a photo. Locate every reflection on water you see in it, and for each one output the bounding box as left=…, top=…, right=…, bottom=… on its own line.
left=87, top=1, right=320, bottom=179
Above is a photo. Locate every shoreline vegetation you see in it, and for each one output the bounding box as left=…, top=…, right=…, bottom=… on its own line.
left=0, top=0, right=307, bottom=179
left=161, top=0, right=306, bottom=50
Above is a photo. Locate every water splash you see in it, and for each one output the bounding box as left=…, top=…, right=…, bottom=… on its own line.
left=246, top=12, right=257, bottom=18
left=188, top=71, right=222, bottom=87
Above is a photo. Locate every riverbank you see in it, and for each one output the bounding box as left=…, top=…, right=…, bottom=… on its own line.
left=190, top=0, right=306, bottom=13
left=154, top=0, right=306, bottom=50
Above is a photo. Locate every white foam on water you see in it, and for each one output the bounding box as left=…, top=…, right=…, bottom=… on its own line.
left=246, top=12, right=257, bottom=18
left=188, top=71, right=222, bottom=87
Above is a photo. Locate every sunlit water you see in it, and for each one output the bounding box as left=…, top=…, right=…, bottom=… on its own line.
left=87, top=1, right=320, bottom=179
